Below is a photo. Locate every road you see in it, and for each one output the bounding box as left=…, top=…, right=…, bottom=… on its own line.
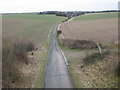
left=44, top=25, right=74, bottom=88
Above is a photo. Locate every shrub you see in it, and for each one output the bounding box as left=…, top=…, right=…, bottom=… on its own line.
left=13, top=39, right=35, bottom=64
left=62, top=39, right=97, bottom=49
left=26, top=41, right=35, bottom=52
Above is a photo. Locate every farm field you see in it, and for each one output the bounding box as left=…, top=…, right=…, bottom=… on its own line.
left=3, top=14, right=66, bottom=44
left=74, top=12, right=118, bottom=21
left=2, top=14, right=66, bottom=88
left=59, top=12, right=119, bottom=88
left=61, top=18, right=118, bottom=46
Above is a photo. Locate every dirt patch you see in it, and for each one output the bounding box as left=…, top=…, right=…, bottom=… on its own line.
left=61, top=18, right=118, bottom=46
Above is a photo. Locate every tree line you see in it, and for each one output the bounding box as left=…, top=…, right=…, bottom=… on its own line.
left=38, top=10, right=119, bottom=18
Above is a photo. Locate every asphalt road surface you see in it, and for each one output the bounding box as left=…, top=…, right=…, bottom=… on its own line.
left=44, top=25, right=74, bottom=88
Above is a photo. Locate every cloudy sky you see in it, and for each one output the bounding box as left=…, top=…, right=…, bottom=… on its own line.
left=0, top=0, right=119, bottom=13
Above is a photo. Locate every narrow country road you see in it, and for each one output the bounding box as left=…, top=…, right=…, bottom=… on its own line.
left=44, top=25, right=74, bottom=88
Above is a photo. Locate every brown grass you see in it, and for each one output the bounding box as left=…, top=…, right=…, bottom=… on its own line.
left=81, top=51, right=119, bottom=88
left=2, top=38, right=35, bottom=88
left=64, top=48, right=119, bottom=88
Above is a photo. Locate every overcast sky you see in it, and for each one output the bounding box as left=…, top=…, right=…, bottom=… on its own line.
left=0, top=0, right=119, bottom=13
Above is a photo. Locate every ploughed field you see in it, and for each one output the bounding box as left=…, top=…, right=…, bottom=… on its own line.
left=61, top=12, right=118, bottom=46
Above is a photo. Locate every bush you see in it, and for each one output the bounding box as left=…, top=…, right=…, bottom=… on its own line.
left=13, top=40, right=35, bottom=64
left=62, top=39, right=97, bottom=49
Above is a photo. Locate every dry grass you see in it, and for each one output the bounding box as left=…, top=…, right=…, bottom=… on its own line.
left=63, top=48, right=119, bottom=88
left=81, top=51, right=119, bottom=88
left=2, top=38, right=35, bottom=88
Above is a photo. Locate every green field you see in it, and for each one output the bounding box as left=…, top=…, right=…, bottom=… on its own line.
left=3, top=13, right=66, bottom=22
left=74, top=12, right=118, bottom=21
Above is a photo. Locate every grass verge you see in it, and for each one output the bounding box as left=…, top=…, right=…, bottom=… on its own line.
left=34, top=29, right=52, bottom=88
left=68, top=59, right=84, bottom=88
